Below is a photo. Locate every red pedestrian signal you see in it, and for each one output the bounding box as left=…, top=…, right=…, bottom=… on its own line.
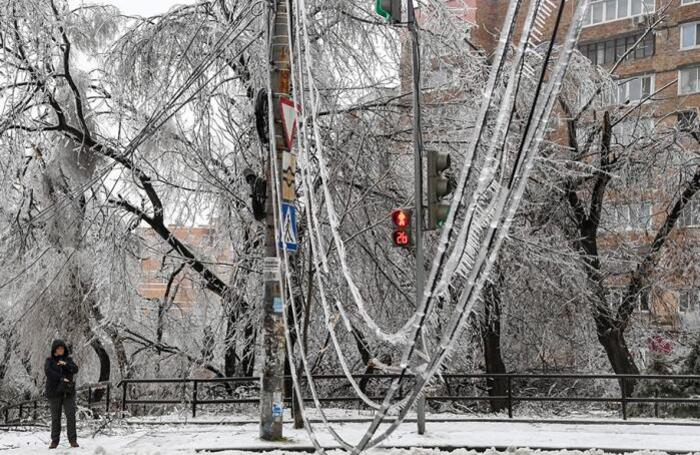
left=393, top=230, right=411, bottom=246
left=392, top=209, right=410, bottom=229
left=391, top=209, right=412, bottom=248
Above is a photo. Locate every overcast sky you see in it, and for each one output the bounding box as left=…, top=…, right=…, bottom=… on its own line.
left=71, top=0, right=196, bottom=16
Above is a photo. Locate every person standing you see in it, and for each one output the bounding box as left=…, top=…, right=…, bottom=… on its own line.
left=44, top=339, right=79, bottom=449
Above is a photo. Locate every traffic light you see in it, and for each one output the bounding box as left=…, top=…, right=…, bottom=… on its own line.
left=391, top=208, right=412, bottom=247
left=427, top=151, right=452, bottom=230
left=375, top=0, right=401, bottom=23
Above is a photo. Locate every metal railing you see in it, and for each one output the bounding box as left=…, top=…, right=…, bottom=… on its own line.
left=4, top=373, right=700, bottom=424
left=1, top=381, right=112, bottom=425
left=117, top=373, right=700, bottom=420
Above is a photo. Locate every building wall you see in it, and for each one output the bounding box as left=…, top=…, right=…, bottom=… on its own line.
left=577, top=0, right=700, bottom=116
left=471, top=0, right=510, bottom=52
left=464, top=0, right=700, bottom=329
left=138, top=226, right=228, bottom=314
left=470, top=0, right=700, bottom=113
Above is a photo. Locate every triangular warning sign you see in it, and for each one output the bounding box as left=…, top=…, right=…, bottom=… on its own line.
left=280, top=97, right=301, bottom=150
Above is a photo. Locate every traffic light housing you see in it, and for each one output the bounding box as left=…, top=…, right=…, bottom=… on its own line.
left=375, top=0, right=401, bottom=23
left=391, top=208, right=412, bottom=247
left=427, top=151, right=452, bottom=230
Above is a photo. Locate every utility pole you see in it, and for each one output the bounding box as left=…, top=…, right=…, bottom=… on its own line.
left=376, top=0, right=428, bottom=434
left=261, top=0, right=294, bottom=441
left=408, top=0, right=427, bottom=436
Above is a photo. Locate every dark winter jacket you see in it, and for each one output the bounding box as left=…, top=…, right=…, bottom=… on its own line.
left=44, top=339, right=79, bottom=398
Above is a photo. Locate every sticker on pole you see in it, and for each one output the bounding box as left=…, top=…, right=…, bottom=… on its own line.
left=280, top=97, right=301, bottom=150
left=272, top=297, right=284, bottom=314
left=263, top=257, right=281, bottom=282
left=279, top=203, right=298, bottom=253
left=281, top=151, right=297, bottom=201
left=272, top=391, right=283, bottom=419
left=272, top=402, right=283, bottom=418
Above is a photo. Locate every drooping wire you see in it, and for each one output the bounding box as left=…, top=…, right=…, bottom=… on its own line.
left=265, top=0, right=590, bottom=451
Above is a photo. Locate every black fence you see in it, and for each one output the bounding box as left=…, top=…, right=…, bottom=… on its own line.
left=3, top=373, right=700, bottom=425
left=1, top=381, right=112, bottom=425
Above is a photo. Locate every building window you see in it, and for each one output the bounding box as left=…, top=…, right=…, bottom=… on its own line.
left=584, top=0, right=655, bottom=26
left=612, top=117, right=655, bottom=146
left=680, top=67, right=700, bottom=95
left=579, top=33, right=654, bottom=66
left=604, top=201, right=652, bottom=231
left=678, top=289, right=699, bottom=313
left=682, top=0, right=700, bottom=4
left=607, top=286, right=650, bottom=312
left=681, top=22, right=700, bottom=50
left=612, top=74, right=654, bottom=104
left=679, top=198, right=700, bottom=227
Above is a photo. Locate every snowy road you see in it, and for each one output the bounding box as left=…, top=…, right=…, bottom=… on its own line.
left=2, top=419, right=700, bottom=454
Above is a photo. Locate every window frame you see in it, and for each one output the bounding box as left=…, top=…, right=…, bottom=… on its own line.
left=680, top=21, right=700, bottom=50
left=578, top=32, right=654, bottom=66
left=584, top=0, right=655, bottom=27
left=611, top=118, right=655, bottom=148
left=681, top=0, right=700, bottom=5
left=678, top=198, right=700, bottom=228
left=679, top=66, right=700, bottom=95
left=604, top=200, right=653, bottom=231
left=606, top=286, right=651, bottom=312
left=678, top=289, right=700, bottom=314
left=615, top=73, right=655, bottom=104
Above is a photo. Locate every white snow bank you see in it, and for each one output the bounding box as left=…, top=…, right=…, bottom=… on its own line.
left=2, top=418, right=699, bottom=454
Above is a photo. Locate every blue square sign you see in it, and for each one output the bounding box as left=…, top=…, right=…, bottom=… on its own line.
left=279, top=203, right=298, bottom=253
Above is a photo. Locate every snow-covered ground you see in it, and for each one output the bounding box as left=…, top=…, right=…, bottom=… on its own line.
left=2, top=410, right=700, bottom=455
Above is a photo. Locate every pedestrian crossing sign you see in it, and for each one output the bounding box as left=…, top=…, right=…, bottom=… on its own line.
left=279, top=203, right=298, bottom=253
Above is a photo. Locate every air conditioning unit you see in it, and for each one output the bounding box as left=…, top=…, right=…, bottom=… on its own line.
left=634, top=15, right=647, bottom=27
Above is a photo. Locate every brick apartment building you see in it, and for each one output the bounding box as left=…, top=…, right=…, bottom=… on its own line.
left=455, top=0, right=700, bottom=328
left=138, top=226, right=228, bottom=314
left=138, top=2, right=700, bottom=330
left=463, top=0, right=700, bottom=119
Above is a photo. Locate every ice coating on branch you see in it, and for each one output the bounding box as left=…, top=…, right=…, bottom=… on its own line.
left=259, top=0, right=591, bottom=451
left=357, top=1, right=593, bottom=452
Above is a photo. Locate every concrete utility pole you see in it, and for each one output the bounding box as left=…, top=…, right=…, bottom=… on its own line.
left=408, top=0, right=427, bottom=436
left=261, top=0, right=294, bottom=441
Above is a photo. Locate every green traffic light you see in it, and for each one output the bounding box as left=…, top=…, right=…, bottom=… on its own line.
left=436, top=205, right=449, bottom=228
left=375, top=0, right=400, bottom=22
left=375, top=0, right=390, bottom=19
left=428, top=150, right=452, bottom=231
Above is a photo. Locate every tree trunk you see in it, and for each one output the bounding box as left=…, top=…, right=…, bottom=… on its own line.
left=224, top=308, right=238, bottom=378
left=89, top=336, right=111, bottom=402
left=242, top=322, right=256, bottom=377
left=0, top=329, right=14, bottom=384
left=88, top=299, right=130, bottom=379
left=596, top=320, right=639, bottom=396
left=352, top=326, right=374, bottom=394
left=481, top=278, right=508, bottom=413
left=110, top=332, right=130, bottom=380
left=224, top=296, right=255, bottom=378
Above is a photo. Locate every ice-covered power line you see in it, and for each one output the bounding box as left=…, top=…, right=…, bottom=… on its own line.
left=263, top=0, right=592, bottom=451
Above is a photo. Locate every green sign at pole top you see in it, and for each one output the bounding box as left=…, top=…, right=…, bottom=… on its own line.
left=375, top=0, right=390, bottom=19
left=375, top=0, right=401, bottom=22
